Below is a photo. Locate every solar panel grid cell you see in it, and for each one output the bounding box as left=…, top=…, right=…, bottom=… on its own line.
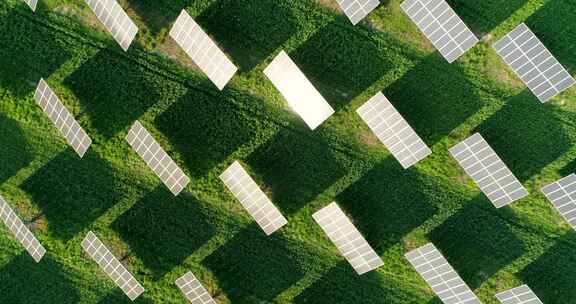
left=336, top=0, right=380, bottom=25
left=495, top=285, right=543, bottom=304
left=22, top=0, right=37, bottom=11
left=541, top=173, right=576, bottom=230
left=175, top=272, right=217, bottom=304
left=85, top=0, right=138, bottom=51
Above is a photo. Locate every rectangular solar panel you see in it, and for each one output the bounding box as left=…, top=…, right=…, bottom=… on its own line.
left=81, top=231, right=145, bottom=301
left=175, top=271, right=217, bottom=304
left=85, top=0, right=138, bottom=51
left=34, top=78, right=92, bottom=158
left=169, top=10, right=238, bottom=90
left=495, top=285, right=543, bottom=304
left=126, top=121, right=190, bottom=196
left=541, top=174, right=576, bottom=230
left=22, top=0, right=37, bottom=11
left=449, top=133, right=528, bottom=208
left=357, top=92, right=431, bottom=169
left=264, top=50, right=335, bottom=130
left=312, top=202, right=383, bottom=275
left=493, top=23, right=575, bottom=103
left=220, top=161, right=288, bottom=235
left=0, top=195, right=46, bottom=263
left=405, top=243, right=481, bottom=304
left=336, top=0, right=380, bottom=25
left=400, top=0, right=479, bottom=63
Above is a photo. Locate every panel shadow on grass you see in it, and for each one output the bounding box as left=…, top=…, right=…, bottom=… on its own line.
left=111, top=186, right=216, bottom=279
left=21, top=149, right=121, bottom=240
left=384, top=54, right=485, bottom=146
left=197, top=0, right=298, bottom=72
left=203, top=225, right=306, bottom=303
left=560, top=158, right=576, bottom=177
left=125, top=0, right=190, bottom=35
left=446, top=0, right=527, bottom=35
left=97, top=289, right=153, bottom=304
left=336, top=157, right=436, bottom=255
left=0, top=115, right=33, bottom=184
left=0, top=253, right=80, bottom=303
left=474, top=90, right=575, bottom=182
left=429, top=195, right=525, bottom=288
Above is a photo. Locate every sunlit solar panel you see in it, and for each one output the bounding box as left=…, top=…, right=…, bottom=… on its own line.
left=400, top=0, right=479, bottom=63
left=22, top=0, right=37, bottom=11
left=357, top=92, right=431, bottom=168
left=405, top=243, right=481, bottom=304
left=126, top=121, right=190, bottom=196
left=85, top=0, right=138, bottom=51
left=493, top=23, right=575, bottom=102
left=175, top=271, right=216, bottom=304
left=312, top=202, right=383, bottom=275
left=33, top=78, right=92, bottom=158
left=81, top=231, right=145, bottom=301
left=264, top=50, right=335, bottom=130
left=220, top=161, right=288, bottom=235
left=169, top=10, right=238, bottom=90
left=449, top=133, right=528, bottom=208
left=0, top=195, right=46, bottom=263
left=541, top=174, right=576, bottom=230
left=336, top=0, right=380, bottom=25
left=495, top=285, right=543, bottom=304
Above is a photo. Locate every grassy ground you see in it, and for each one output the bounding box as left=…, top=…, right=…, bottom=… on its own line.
left=1, top=0, right=576, bottom=303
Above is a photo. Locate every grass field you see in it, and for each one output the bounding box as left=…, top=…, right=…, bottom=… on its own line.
left=1, top=0, right=576, bottom=303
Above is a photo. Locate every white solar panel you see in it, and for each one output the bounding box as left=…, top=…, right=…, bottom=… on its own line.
left=175, top=271, right=216, bottom=304
left=22, top=0, right=37, bottom=11
left=400, top=0, right=479, bottom=63
left=85, top=0, right=138, bottom=51
left=126, top=121, right=190, bottom=196
left=405, top=243, right=481, bottom=304
left=0, top=195, right=46, bottom=263
left=169, top=10, right=238, bottom=90
left=495, top=285, right=543, bottom=304
left=81, top=231, right=145, bottom=301
left=264, top=50, right=335, bottom=130
left=449, top=133, right=528, bottom=208
left=312, top=202, right=383, bottom=275
left=356, top=92, right=431, bottom=169
left=33, top=78, right=92, bottom=158
left=336, top=0, right=380, bottom=25
left=541, top=174, right=576, bottom=230
left=493, top=23, right=575, bottom=103
left=220, top=161, right=288, bottom=235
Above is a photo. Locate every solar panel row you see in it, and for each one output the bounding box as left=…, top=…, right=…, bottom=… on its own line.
left=85, top=0, right=138, bottom=51
left=541, top=174, right=576, bottom=230
left=336, top=0, right=380, bottom=25
left=495, top=284, right=543, bottom=304
left=175, top=272, right=217, bottom=304
left=22, top=0, right=37, bottom=11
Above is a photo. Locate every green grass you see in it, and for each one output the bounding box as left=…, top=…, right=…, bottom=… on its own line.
left=1, top=0, right=576, bottom=303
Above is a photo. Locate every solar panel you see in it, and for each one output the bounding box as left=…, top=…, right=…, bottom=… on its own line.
left=85, top=0, right=138, bottom=51
left=336, top=0, right=380, bottom=25
left=22, top=0, right=37, bottom=11
left=33, top=78, right=92, bottom=158
left=541, top=174, right=576, bottom=230
left=264, top=50, right=335, bottom=130
left=175, top=271, right=217, bottom=304
left=356, top=92, right=431, bottom=169
left=405, top=243, right=481, bottom=304
left=81, top=231, right=145, bottom=301
left=0, top=195, right=46, bottom=263
left=126, top=121, right=190, bottom=196
left=400, top=0, right=479, bottom=63
left=493, top=23, right=575, bottom=103
left=169, top=10, right=238, bottom=90
left=312, top=202, right=383, bottom=275
left=495, top=285, right=543, bottom=304
left=219, top=161, right=288, bottom=235
left=449, top=133, right=528, bottom=208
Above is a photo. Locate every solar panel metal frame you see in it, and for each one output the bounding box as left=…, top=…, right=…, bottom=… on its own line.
left=312, top=202, right=383, bottom=275
left=85, top=0, right=138, bottom=51
left=495, top=284, right=543, bottom=304
left=264, top=50, right=335, bottom=130
left=357, top=92, right=431, bottom=169
left=400, top=0, right=479, bottom=63
left=126, top=121, right=190, bottom=196
left=220, top=161, right=288, bottom=235
left=22, top=0, right=37, bottom=11
left=449, top=133, right=528, bottom=208
left=169, top=10, right=238, bottom=90
left=34, top=78, right=92, bottom=158
left=81, top=231, right=145, bottom=301
left=493, top=23, right=575, bottom=103
left=405, top=243, right=481, bottom=304
left=0, top=195, right=46, bottom=263
left=336, top=0, right=380, bottom=25
left=541, top=173, right=576, bottom=230
left=175, top=271, right=217, bottom=304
